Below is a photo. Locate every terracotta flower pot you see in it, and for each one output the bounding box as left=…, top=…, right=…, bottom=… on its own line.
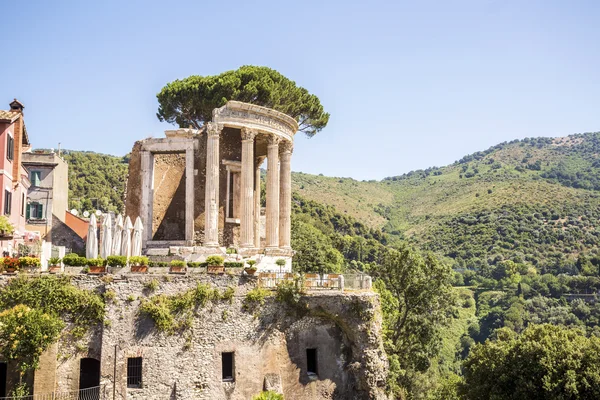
left=131, top=265, right=148, bottom=273
left=244, top=267, right=257, bottom=276
left=169, top=265, right=186, bottom=274
left=88, top=266, right=106, bottom=274
left=207, top=265, right=225, bottom=274
left=48, top=266, right=61, bottom=274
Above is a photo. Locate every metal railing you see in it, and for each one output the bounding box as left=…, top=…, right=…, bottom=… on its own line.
left=0, top=385, right=106, bottom=400
left=258, top=273, right=372, bottom=291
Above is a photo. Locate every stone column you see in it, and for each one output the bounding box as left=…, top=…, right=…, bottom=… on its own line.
left=254, top=156, right=265, bottom=248
left=204, top=122, right=222, bottom=247
left=140, top=151, right=154, bottom=244
left=278, top=141, right=293, bottom=249
left=185, top=147, right=194, bottom=244
left=265, top=135, right=280, bottom=248
left=240, top=128, right=256, bottom=248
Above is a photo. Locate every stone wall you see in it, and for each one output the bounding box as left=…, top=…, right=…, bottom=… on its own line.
left=0, top=274, right=388, bottom=400
left=126, top=128, right=270, bottom=248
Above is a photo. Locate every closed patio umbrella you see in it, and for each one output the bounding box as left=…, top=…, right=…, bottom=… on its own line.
left=131, top=217, right=144, bottom=257
left=86, top=214, right=98, bottom=259
left=112, top=214, right=123, bottom=256
left=121, top=216, right=133, bottom=259
left=100, top=215, right=112, bottom=259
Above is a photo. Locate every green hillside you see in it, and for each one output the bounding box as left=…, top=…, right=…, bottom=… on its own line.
left=294, top=132, right=600, bottom=272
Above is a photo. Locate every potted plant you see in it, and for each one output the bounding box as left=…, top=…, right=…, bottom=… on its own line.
left=206, top=255, right=225, bottom=274
left=18, top=256, right=41, bottom=273
left=275, top=258, right=287, bottom=273
left=106, top=255, right=127, bottom=272
left=48, top=257, right=62, bottom=273
left=3, top=257, right=19, bottom=274
left=244, top=259, right=257, bottom=276
left=130, top=256, right=149, bottom=273
left=87, top=258, right=106, bottom=274
left=169, top=260, right=186, bottom=274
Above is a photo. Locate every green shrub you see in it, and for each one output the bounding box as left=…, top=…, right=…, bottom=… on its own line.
left=18, top=257, right=41, bottom=269
left=63, top=253, right=87, bottom=267
left=252, top=391, right=284, bottom=400
left=144, top=279, right=159, bottom=292
left=224, top=262, right=244, bottom=268
left=243, top=287, right=271, bottom=311
left=129, top=256, right=149, bottom=266
left=170, top=260, right=186, bottom=268
left=206, top=255, right=224, bottom=266
left=275, top=281, right=303, bottom=308
left=221, top=287, right=235, bottom=303
left=187, top=262, right=203, bottom=268
left=149, top=261, right=169, bottom=268
left=226, top=247, right=237, bottom=254
left=86, top=258, right=105, bottom=267
left=106, top=255, right=127, bottom=267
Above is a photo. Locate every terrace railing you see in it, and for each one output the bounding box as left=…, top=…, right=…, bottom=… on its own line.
left=258, top=273, right=372, bottom=291
left=0, top=385, right=106, bottom=400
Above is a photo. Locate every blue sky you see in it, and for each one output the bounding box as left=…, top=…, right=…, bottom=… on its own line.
left=1, top=0, right=599, bottom=180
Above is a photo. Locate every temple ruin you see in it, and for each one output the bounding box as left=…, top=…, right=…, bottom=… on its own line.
left=126, top=101, right=297, bottom=271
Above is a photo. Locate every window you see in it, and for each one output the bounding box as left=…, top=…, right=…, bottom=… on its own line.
left=127, top=357, right=142, bottom=388
left=20, top=194, right=24, bottom=217
left=26, top=202, right=43, bottom=220
left=3, top=191, right=11, bottom=216
left=222, top=352, right=234, bottom=382
left=6, top=135, right=13, bottom=161
left=29, top=171, right=41, bottom=186
left=306, top=348, right=318, bottom=376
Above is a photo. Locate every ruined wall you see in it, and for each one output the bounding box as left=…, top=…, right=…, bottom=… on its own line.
left=0, top=274, right=388, bottom=400
left=125, top=141, right=142, bottom=224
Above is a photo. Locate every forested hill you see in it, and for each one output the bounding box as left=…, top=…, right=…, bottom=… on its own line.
left=294, top=132, right=600, bottom=273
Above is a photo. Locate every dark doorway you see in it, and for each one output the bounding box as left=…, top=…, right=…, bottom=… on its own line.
left=79, top=358, right=100, bottom=390
left=222, top=352, right=234, bottom=381
left=307, top=348, right=318, bottom=376
left=0, top=362, right=6, bottom=397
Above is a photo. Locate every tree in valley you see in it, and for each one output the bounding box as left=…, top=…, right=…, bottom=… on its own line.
left=461, top=324, right=600, bottom=400
left=369, top=246, right=455, bottom=397
left=156, top=65, right=330, bottom=137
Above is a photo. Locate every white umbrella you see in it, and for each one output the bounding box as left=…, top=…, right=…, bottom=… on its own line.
left=112, top=214, right=123, bottom=256
left=131, top=217, right=144, bottom=257
left=100, top=215, right=112, bottom=259
left=86, top=214, right=98, bottom=259
left=121, top=216, right=133, bottom=259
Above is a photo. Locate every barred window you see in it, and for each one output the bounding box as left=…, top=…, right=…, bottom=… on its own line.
left=127, top=357, right=142, bottom=388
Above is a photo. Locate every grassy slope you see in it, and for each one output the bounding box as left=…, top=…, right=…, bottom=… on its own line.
left=292, top=133, right=600, bottom=254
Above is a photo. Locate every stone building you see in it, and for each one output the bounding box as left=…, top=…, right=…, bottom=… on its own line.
left=126, top=101, right=297, bottom=271
left=22, top=151, right=69, bottom=241
left=0, top=100, right=32, bottom=244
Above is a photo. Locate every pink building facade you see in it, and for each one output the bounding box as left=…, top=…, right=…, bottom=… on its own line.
left=0, top=100, right=32, bottom=252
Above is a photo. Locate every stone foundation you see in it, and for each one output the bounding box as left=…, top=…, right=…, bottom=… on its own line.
left=0, top=274, right=388, bottom=400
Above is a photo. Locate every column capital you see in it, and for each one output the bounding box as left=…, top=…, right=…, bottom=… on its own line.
left=267, top=134, right=280, bottom=146
left=206, top=122, right=223, bottom=137
left=279, top=140, right=294, bottom=155
left=241, top=127, right=258, bottom=141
